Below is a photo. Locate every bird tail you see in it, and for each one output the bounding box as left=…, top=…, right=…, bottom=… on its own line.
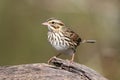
left=82, top=40, right=96, bottom=43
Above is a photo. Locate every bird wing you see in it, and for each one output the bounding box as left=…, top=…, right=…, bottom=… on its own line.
left=63, top=27, right=81, bottom=47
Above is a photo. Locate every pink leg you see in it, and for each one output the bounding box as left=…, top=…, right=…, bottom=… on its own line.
left=48, top=53, right=62, bottom=64
left=70, top=53, right=75, bottom=63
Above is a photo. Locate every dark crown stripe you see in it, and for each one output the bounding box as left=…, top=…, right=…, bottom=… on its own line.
left=47, top=17, right=56, bottom=21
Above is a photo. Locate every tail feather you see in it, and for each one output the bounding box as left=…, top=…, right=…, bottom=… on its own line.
left=82, top=40, right=96, bottom=43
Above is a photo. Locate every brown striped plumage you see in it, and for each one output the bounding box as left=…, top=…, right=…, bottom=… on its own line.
left=42, top=18, right=96, bottom=63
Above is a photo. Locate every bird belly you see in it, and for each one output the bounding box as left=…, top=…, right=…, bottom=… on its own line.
left=51, top=39, right=69, bottom=51
left=52, top=43, right=74, bottom=55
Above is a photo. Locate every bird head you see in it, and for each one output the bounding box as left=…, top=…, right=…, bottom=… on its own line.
left=42, top=18, right=65, bottom=32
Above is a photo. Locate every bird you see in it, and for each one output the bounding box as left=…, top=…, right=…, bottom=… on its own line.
left=42, top=18, right=96, bottom=63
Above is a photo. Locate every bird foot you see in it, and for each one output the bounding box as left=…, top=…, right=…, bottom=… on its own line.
left=47, top=56, right=56, bottom=64
left=65, top=59, right=74, bottom=66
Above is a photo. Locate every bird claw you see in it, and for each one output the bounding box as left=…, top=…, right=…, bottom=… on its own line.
left=70, top=60, right=73, bottom=63
left=65, top=59, right=74, bottom=66
left=47, top=56, right=56, bottom=64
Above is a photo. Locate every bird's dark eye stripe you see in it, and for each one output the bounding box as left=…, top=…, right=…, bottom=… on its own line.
left=58, top=23, right=64, bottom=26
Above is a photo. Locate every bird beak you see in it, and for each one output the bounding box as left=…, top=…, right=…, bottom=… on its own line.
left=42, top=22, right=48, bottom=26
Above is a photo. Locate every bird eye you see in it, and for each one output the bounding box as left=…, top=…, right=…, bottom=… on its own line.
left=51, top=21, right=55, bottom=24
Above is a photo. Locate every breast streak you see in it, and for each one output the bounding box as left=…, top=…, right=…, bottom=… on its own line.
left=48, top=32, right=69, bottom=51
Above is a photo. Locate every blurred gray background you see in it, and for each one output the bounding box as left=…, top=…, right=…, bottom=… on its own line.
left=0, top=0, right=120, bottom=80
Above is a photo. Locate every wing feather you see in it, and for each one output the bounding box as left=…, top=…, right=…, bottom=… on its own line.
left=62, top=27, right=81, bottom=48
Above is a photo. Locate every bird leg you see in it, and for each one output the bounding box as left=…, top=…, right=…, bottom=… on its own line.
left=56, top=53, right=62, bottom=57
left=47, top=53, right=62, bottom=64
left=70, top=53, right=75, bottom=63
